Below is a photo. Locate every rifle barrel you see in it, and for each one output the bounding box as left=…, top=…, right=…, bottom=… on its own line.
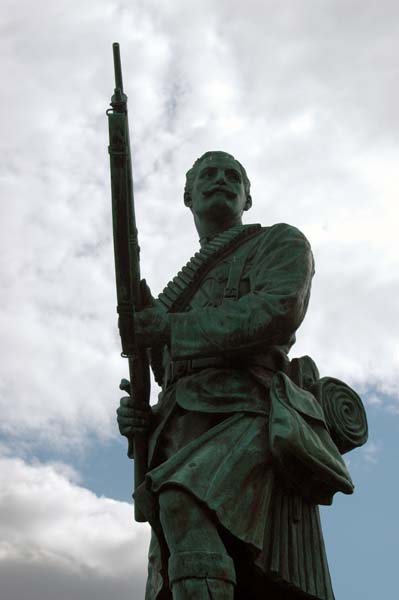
left=112, top=42, right=124, bottom=92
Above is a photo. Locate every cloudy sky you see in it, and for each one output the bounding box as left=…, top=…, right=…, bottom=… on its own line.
left=0, top=1, right=398, bottom=598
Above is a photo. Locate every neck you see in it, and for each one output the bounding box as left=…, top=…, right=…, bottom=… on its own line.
left=195, top=215, right=243, bottom=247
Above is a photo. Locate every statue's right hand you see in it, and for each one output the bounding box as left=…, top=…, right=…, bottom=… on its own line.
left=116, top=378, right=153, bottom=437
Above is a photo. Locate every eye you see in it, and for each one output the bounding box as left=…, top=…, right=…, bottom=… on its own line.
left=200, top=167, right=217, bottom=179
left=226, top=169, right=241, bottom=182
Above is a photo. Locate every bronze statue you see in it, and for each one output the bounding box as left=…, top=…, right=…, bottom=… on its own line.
left=109, top=44, right=368, bottom=600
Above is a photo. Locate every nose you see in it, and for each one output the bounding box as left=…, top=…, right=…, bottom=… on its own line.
left=216, top=170, right=226, bottom=185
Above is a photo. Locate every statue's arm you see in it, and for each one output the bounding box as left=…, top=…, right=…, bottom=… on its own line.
left=170, top=224, right=314, bottom=360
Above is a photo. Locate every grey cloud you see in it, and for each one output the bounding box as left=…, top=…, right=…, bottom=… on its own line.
left=0, top=559, right=145, bottom=600
left=0, top=455, right=150, bottom=599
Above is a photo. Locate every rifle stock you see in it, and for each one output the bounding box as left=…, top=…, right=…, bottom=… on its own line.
left=107, top=42, right=150, bottom=522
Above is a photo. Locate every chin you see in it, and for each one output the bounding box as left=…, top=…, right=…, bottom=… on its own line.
left=208, top=204, right=236, bottom=220
left=205, top=198, right=236, bottom=216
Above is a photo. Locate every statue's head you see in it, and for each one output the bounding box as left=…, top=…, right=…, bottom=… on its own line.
left=184, top=151, right=252, bottom=222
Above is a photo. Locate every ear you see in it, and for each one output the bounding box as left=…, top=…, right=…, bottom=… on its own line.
left=244, top=195, right=252, bottom=211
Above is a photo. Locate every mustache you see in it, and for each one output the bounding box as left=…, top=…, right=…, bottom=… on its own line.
left=202, top=186, right=236, bottom=199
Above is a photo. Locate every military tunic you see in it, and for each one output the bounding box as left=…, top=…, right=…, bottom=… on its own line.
left=136, top=223, right=335, bottom=600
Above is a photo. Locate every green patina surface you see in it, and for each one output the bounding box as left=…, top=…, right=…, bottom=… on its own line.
left=115, top=150, right=368, bottom=600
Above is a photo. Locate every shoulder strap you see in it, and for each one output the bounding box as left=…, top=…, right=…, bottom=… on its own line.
left=224, top=254, right=246, bottom=299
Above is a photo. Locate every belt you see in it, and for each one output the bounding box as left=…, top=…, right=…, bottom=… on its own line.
left=164, top=353, right=283, bottom=388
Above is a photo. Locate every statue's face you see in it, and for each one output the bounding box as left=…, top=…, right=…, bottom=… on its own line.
left=190, top=154, right=251, bottom=221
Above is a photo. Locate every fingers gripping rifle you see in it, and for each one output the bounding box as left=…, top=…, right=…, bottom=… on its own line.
left=107, top=42, right=150, bottom=522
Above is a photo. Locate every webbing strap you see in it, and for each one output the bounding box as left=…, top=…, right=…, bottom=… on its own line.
left=224, top=254, right=246, bottom=299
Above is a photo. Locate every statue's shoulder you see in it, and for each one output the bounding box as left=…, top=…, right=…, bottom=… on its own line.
left=254, top=222, right=312, bottom=248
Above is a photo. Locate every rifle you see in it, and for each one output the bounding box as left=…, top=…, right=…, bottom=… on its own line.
left=107, top=42, right=150, bottom=522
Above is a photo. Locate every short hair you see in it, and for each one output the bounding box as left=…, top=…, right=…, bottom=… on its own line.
left=184, top=151, right=251, bottom=206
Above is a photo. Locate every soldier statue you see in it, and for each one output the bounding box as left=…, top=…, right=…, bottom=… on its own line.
left=116, top=150, right=367, bottom=600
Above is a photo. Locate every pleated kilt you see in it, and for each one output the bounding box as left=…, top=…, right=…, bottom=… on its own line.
left=135, top=394, right=335, bottom=600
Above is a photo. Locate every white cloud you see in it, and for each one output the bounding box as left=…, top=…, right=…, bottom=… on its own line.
left=0, top=453, right=150, bottom=599
left=365, top=394, right=383, bottom=408
left=362, top=441, right=381, bottom=465
left=0, top=3, right=397, bottom=599
left=0, top=0, right=398, bottom=450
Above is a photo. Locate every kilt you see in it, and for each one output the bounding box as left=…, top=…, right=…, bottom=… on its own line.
left=135, top=385, right=335, bottom=600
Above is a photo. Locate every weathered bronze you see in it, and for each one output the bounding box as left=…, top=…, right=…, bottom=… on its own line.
left=111, top=45, right=368, bottom=600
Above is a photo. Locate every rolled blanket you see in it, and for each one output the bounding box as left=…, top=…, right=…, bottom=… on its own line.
left=311, top=377, right=368, bottom=454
